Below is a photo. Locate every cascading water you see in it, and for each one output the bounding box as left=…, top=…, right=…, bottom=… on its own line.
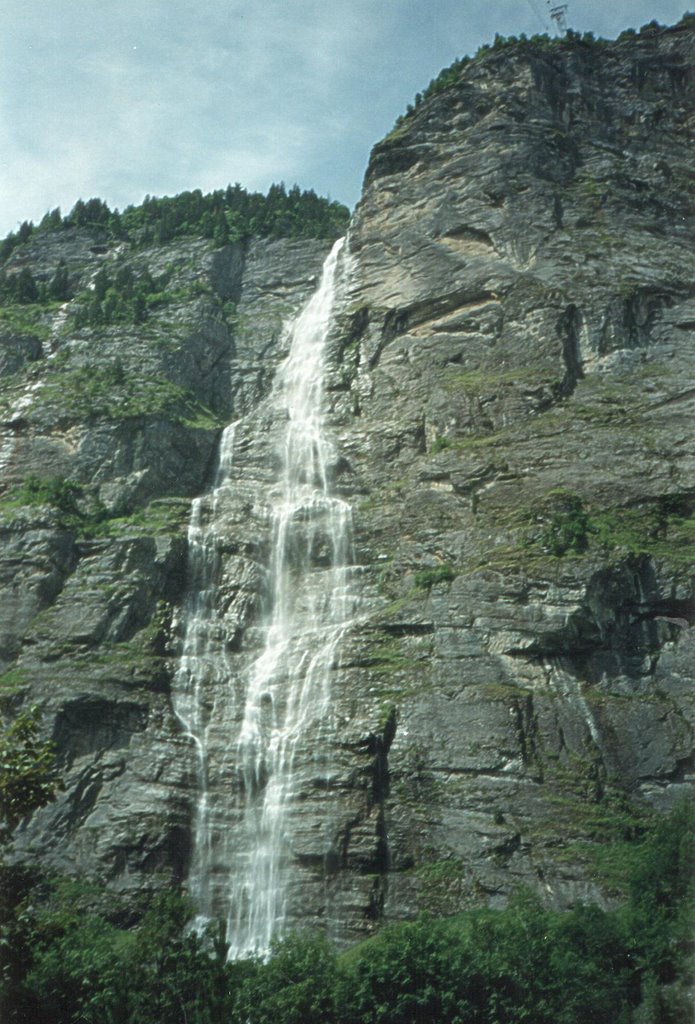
left=227, top=236, right=353, bottom=957
left=175, top=237, right=355, bottom=956
left=173, top=423, right=238, bottom=931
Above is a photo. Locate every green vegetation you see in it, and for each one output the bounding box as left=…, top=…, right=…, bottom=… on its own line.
left=442, top=366, right=548, bottom=393
left=430, top=434, right=453, bottom=454
left=0, top=476, right=107, bottom=534
left=414, top=563, right=456, bottom=589
left=0, top=262, right=74, bottom=309
left=0, top=802, right=691, bottom=1023
left=516, top=490, right=695, bottom=565
left=0, top=706, right=58, bottom=840
left=357, top=631, right=432, bottom=709
left=72, top=264, right=156, bottom=326
left=34, top=360, right=221, bottom=429
left=1, top=887, right=239, bottom=1024
left=589, top=497, right=695, bottom=566
left=475, top=486, right=695, bottom=575
left=0, top=182, right=350, bottom=267
left=0, top=184, right=348, bottom=344
left=88, top=601, right=173, bottom=686
left=0, top=302, right=55, bottom=340
left=530, top=487, right=592, bottom=556
left=389, top=17, right=673, bottom=140
left=0, top=476, right=191, bottom=541
left=0, top=668, right=29, bottom=695
left=0, top=267, right=38, bottom=304
left=12, top=475, right=88, bottom=516
left=0, top=251, right=210, bottom=330
left=69, top=263, right=214, bottom=328
left=0, top=220, right=33, bottom=265
left=389, top=28, right=611, bottom=134
left=102, top=499, right=190, bottom=537
left=361, top=633, right=413, bottom=678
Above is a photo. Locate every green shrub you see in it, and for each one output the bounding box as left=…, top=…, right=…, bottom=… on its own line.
left=0, top=268, right=39, bottom=306
left=430, top=435, right=453, bottom=454
left=35, top=362, right=221, bottom=430
left=72, top=264, right=159, bottom=327
left=414, top=563, right=456, bottom=589
left=239, top=932, right=338, bottom=1024
left=4, top=889, right=238, bottom=1024
left=0, top=706, right=58, bottom=839
left=8, top=476, right=108, bottom=533
left=13, top=476, right=82, bottom=518
left=388, top=24, right=612, bottom=137
left=530, top=488, right=591, bottom=555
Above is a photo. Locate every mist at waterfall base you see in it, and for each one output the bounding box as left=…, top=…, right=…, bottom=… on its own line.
left=173, top=238, right=355, bottom=957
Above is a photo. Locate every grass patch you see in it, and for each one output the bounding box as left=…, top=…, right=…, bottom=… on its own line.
left=478, top=490, right=695, bottom=573
left=362, top=634, right=413, bottom=676
left=590, top=503, right=695, bottom=566
left=0, top=303, right=57, bottom=341
left=0, top=477, right=190, bottom=540
left=441, top=366, right=550, bottom=393
left=432, top=431, right=508, bottom=454
left=102, top=498, right=190, bottom=536
left=0, top=476, right=107, bottom=533
left=0, top=666, right=30, bottom=694
left=416, top=858, right=465, bottom=883
left=430, top=435, right=453, bottom=455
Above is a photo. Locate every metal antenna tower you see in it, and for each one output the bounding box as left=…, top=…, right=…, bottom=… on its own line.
left=548, top=3, right=569, bottom=35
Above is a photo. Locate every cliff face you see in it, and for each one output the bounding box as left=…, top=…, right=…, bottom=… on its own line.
left=333, top=17, right=694, bottom=927
left=2, top=19, right=694, bottom=940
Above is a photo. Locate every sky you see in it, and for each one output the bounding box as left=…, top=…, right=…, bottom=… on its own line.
left=0, top=1, right=688, bottom=236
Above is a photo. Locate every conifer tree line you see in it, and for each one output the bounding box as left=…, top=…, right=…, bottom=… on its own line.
left=0, top=181, right=350, bottom=273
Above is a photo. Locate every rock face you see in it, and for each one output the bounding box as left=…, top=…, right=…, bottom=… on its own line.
left=2, top=19, right=694, bottom=942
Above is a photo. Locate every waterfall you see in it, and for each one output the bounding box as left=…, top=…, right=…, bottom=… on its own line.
left=175, top=237, right=355, bottom=956
left=173, top=423, right=238, bottom=931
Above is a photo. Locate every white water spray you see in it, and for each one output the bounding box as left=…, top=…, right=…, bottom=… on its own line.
left=173, top=423, right=238, bottom=929
left=227, top=236, right=353, bottom=957
left=175, top=238, right=355, bottom=955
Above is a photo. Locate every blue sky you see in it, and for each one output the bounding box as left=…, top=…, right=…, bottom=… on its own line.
left=0, top=1, right=688, bottom=235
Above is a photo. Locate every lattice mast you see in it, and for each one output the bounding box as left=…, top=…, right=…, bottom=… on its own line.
left=523, top=0, right=569, bottom=36
left=548, top=3, right=569, bottom=35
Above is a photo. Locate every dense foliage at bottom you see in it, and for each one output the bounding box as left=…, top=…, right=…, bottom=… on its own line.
left=0, top=802, right=692, bottom=1024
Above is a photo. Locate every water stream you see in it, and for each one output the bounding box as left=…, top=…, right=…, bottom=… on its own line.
left=174, top=237, right=354, bottom=955
left=173, top=423, right=238, bottom=931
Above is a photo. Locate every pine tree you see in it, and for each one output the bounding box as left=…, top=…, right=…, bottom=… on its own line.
left=213, top=209, right=229, bottom=246
left=48, top=261, right=71, bottom=301
left=17, top=221, right=33, bottom=244
left=14, top=268, right=39, bottom=304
